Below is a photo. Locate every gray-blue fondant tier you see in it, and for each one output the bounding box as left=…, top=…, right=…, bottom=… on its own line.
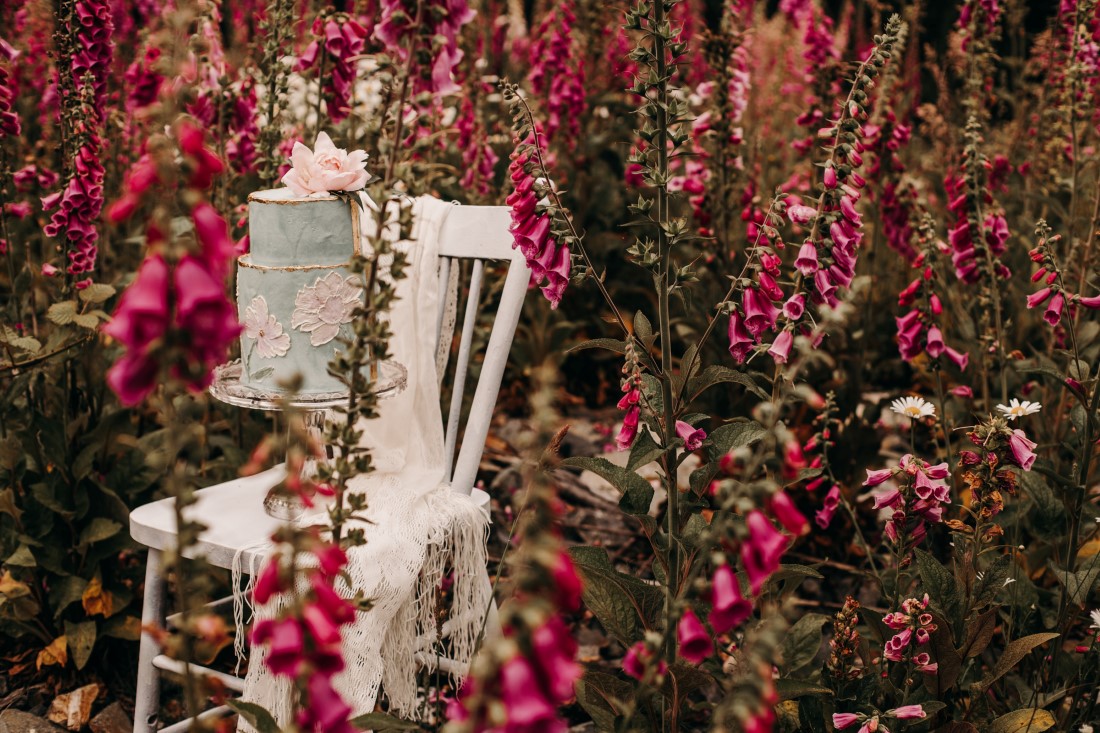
left=237, top=189, right=368, bottom=395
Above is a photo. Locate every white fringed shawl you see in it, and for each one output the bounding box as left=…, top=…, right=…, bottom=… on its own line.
left=237, top=196, right=490, bottom=725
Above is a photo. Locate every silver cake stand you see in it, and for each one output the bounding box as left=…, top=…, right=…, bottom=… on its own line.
left=209, top=359, right=408, bottom=519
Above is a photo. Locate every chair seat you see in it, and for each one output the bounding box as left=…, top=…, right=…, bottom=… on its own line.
left=130, top=466, right=492, bottom=571
left=130, top=466, right=289, bottom=569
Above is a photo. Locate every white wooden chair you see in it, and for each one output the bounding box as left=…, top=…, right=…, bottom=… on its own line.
left=128, top=204, right=528, bottom=733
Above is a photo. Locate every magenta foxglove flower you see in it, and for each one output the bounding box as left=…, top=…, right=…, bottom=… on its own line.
left=863, top=467, right=895, bottom=486
left=814, top=485, right=841, bottom=529
left=769, top=329, right=794, bottom=364
left=676, top=608, right=712, bottom=664
left=616, top=406, right=640, bottom=451
left=675, top=420, right=707, bottom=451
left=622, top=641, right=666, bottom=680
left=795, top=241, right=819, bottom=275
left=769, top=490, right=808, bottom=536
left=497, top=657, right=561, bottom=730
left=101, top=254, right=170, bottom=350
left=1044, top=292, right=1065, bottom=326
left=728, top=311, right=756, bottom=363
left=742, top=510, right=788, bottom=594
left=708, top=564, right=752, bottom=633
left=551, top=551, right=584, bottom=613
left=884, top=704, right=919, bottom=717
left=251, top=617, right=306, bottom=676
left=1008, top=429, right=1037, bottom=471
left=833, top=713, right=861, bottom=730
left=742, top=287, right=779, bottom=336
left=252, top=559, right=284, bottom=605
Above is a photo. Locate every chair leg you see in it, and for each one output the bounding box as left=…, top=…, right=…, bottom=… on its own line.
left=134, top=549, right=165, bottom=733
left=482, top=567, right=502, bottom=641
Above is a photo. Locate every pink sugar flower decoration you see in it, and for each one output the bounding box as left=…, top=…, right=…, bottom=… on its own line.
left=282, top=132, right=370, bottom=197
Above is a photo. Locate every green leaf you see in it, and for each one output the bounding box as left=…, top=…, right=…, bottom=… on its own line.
left=71, top=313, right=100, bottom=329
left=988, top=709, right=1056, bottom=733
left=779, top=613, right=828, bottom=674
left=226, top=701, right=280, bottom=733
left=5, top=545, right=36, bottom=567
left=575, top=667, right=633, bottom=731
left=915, top=548, right=962, bottom=623
left=707, top=420, right=767, bottom=456
left=567, top=338, right=627, bottom=354
left=568, top=546, right=663, bottom=645
left=975, top=632, right=1060, bottom=691
left=349, top=713, right=419, bottom=730
left=776, top=678, right=833, bottom=701
left=626, top=427, right=665, bottom=471
left=962, top=607, right=998, bottom=659
left=687, top=365, right=769, bottom=401
left=78, top=283, right=116, bottom=304
left=80, top=518, right=123, bottom=546
left=634, top=310, right=655, bottom=349
left=562, top=456, right=654, bottom=515
left=1053, top=563, right=1100, bottom=607
left=101, top=615, right=141, bottom=640
left=65, top=620, right=96, bottom=670
left=47, top=301, right=78, bottom=325
left=973, top=554, right=1015, bottom=607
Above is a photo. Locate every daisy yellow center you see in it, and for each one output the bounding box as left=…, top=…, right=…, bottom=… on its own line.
left=903, top=406, right=923, bottom=417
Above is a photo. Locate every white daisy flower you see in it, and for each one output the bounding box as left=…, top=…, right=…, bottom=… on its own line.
left=890, top=396, right=935, bottom=420
left=996, top=398, right=1042, bottom=420
left=1090, top=609, right=1100, bottom=630
left=1082, top=725, right=1094, bottom=733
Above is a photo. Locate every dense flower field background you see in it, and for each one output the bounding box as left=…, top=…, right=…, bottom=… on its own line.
left=2, top=0, right=1100, bottom=731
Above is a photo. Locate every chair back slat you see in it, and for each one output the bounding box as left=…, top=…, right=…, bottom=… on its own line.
left=430, top=203, right=530, bottom=495
left=442, top=258, right=485, bottom=479
left=434, top=255, right=453, bottom=349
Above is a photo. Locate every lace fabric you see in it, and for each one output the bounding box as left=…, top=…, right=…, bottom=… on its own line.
left=236, top=196, right=490, bottom=726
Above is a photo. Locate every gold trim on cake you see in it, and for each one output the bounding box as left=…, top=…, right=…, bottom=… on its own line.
left=238, top=254, right=352, bottom=272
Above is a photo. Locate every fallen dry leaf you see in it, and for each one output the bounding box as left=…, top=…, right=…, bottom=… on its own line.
left=36, top=635, right=67, bottom=670
left=47, top=682, right=102, bottom=731
left=82, top=574, right=114, bottom=617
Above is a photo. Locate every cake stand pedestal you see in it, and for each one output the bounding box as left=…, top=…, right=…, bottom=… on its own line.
left=208, top=359, right=408, bottom=520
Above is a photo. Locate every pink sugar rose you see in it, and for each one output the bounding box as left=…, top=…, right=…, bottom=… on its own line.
left=281, top=132, right=370, bottom=197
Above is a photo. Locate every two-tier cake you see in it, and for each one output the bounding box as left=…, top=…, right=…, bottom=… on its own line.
left=235, top=133, right=371, bottom=395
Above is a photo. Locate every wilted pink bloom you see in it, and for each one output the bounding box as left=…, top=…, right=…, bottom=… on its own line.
left=833, top=714, right=860, bottom=730
left=709, top=564, right=752, bottom=633
left=858, top=716, right=887, bottom=733
left=1008, top=429, right=1037, bottom=471
left=742, top=511, right=788, bottom=594
left=769, top=329, right=794, bottom=363
left=676, top=608, right=712, bottom=664
left=676, top=420, right=707, bottom=451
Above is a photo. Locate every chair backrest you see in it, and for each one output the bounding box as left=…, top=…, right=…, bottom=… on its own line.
left=432, top=204, right=529, bottom=495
